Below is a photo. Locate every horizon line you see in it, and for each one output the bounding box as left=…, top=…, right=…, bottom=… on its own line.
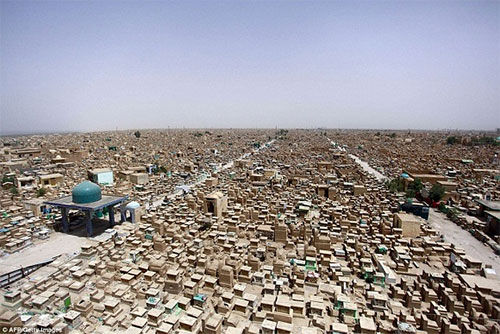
left=1, top=127, right=499, bottom=138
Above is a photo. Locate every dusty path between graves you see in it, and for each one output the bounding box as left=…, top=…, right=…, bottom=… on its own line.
left=329, top=137, right=500, bottom=273
left=152, top=139, right=276, bottom=207
left=0, top=232, right=94, bottom=275
left=427, top=208, right=500, bottom=273
left=348, top=154, right=388, bottom=182
left=327, top=138, right=387, bottom=181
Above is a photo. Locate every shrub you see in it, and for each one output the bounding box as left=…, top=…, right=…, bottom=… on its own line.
left=386, top=178, right=404, bottom=193
left=37, top=187, right=47, bottom=197
left=429, top=184, right=445, bottom=202
left=1, top=175, right=14, bottom=184
left=405, top=178, right=423, bottom=198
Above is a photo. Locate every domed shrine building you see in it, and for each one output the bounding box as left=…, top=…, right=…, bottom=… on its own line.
left=44, top=181, right=128, bottom=236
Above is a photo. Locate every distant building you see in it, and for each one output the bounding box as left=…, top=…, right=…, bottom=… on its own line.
left=38, top=173, right=63, bottom=187
left=130, top=173, right=148, bottom=185
left=88, top=168, right=113, bottom=185
left=407, top=171, right=447, bottom=184
left=476, top=199, right=500, bottom=238
left=16, top=176, right=36, bottom=190
left=205, top=191, right=227, bottom=220
left=23, top=198, right=47, bottom=216
left=393, top=212, right=422, bottom=238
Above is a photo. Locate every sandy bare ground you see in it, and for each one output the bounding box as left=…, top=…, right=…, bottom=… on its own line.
left=0, top=232, right=94, bottom=275
left=427, top=208, right=500, bottom=274
left=349, top=154, right=388, bottom=181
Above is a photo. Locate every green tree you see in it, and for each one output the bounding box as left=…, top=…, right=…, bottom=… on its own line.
left=37, top=187, right=47, bottom=197
left=134, top=130, right=141, bottom=138
left=10, top=187, right=18, bottom=196
left=408, top=178, right=423, bottom=191
left=406, top=189, right=416, bottom=199
left=429, top=184, right=445, bottom=202
left=1, top=175, right=14, bottom=184
left=406, top=178, right=423, bottom=198
left=386, top=178, right=404, bottom=193
left=447, top=136, right=458, bottom=145
left=478, top=136, right=497, bottom=145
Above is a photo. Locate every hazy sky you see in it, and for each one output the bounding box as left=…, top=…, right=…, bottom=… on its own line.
left=1, top=1, right=499, bottom=134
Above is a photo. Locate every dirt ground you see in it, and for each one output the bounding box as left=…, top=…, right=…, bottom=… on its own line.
left=349, top=154, right=388, bottom=181
left=427, top=208, right=500, bottom=274
left=0, top=232, right=95, bottom=275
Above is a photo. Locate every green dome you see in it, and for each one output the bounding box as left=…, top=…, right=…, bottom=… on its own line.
left=72, top=181, right=102, bottom=204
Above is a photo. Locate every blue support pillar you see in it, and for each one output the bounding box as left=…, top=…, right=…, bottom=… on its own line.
left=85, top=210, right=93, bottom=237
left=109, top=205, right=115, bottom=227
left=61, top=208, right=69, bottom=233
left=121, top=206, right=126, bottom=223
